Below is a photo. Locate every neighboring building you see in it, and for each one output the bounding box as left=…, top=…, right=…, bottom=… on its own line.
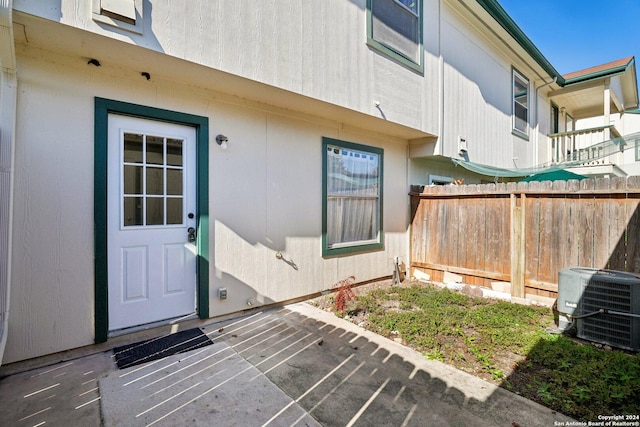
left=0, top=0, right=637, bottom=364
left=543, top=57, right=639, bottom=179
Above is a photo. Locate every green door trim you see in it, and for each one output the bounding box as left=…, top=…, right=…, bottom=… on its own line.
left=94, top=97, right=210, bottom=343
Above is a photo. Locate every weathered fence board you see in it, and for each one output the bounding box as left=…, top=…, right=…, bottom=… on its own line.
left=627, top=196, right=640, bottom=271
left=410, top=176, right=640, bottom=298
left=485, top=196, right=509, bottom=278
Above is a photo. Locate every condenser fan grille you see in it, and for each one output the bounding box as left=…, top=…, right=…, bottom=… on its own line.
left=582, top=279, right=632, bottom=311
left=580, top=315, right=632, bottom=348
left=579, top=279, right=634, bottom=350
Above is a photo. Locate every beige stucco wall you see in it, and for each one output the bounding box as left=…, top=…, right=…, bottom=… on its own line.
left=7, top=49, right=96, bottom=363
left=210, top=106, right=409, bottom=314
left=5, top=42, right=410, bottom=363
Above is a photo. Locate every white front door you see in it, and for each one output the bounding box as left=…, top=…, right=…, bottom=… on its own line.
left=107, top=114, right=197, bottom=331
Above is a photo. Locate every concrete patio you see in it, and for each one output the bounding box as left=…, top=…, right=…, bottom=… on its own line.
left=0, top=302, right=572, bottom=426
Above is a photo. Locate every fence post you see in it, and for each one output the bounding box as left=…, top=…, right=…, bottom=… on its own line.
left=511, top=193, right=526, bottom=298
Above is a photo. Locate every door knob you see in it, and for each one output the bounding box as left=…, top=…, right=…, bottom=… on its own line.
left=187, top=227, right=196, bottom=242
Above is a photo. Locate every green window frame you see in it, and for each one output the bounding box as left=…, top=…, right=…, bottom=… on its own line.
left=367, top=0, right=424, bottom=73
left=512, top=68, right=529, bottom=138
left=322, top=137, right=384, bottom=256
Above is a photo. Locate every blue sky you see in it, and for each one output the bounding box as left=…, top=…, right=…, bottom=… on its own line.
left=497, top=0, right=640, bottom=75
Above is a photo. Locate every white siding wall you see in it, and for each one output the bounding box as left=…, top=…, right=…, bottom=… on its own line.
left=536, top=96, right=552, bottom=166
left=14, top=0, right=440, bottom=136
left=621, top=113, right=640, bottom=135
left=442, top=13, right=508, bottom=164
left=620, top=114, right=640, bottom=174
left=5, top=44, right=410, bottom=363
left=440, top=5, right=536, bottom=169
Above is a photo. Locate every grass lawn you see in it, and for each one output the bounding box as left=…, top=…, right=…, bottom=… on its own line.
left=309, top=280, right=640, bottom=421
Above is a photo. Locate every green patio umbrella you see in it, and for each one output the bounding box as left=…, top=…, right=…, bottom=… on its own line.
left=521, top=169, right=586, bottom=182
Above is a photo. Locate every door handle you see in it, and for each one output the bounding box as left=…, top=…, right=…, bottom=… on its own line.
left=187, top=227, right=196, bottom=242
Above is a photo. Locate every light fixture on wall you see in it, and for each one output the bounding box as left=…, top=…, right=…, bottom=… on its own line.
left=216, top=134, right=228, bottom=149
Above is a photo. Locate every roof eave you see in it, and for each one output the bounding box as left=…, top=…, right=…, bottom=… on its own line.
left=474, top=0, right=565, bottom=85
left=563, top=58, right=635, bottom=85
left=563, top=58, right=639, bottom=110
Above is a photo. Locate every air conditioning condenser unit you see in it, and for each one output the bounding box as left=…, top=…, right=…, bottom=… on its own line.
left=557, top=267, right=640, bottom=351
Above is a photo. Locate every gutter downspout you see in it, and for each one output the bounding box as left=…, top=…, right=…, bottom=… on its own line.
left=534, top=77, right=557, bottom=166
left=0, top=0, right=16, bottom=366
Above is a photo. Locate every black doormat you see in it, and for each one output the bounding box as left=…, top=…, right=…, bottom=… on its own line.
left=113, top=328, right=213, bottom=369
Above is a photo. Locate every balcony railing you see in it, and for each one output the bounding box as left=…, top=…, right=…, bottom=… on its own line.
left=548, top=125, right=623, bottom=165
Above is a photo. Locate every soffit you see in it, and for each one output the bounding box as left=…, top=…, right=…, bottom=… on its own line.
left=549, top=58, right=638, bottom=119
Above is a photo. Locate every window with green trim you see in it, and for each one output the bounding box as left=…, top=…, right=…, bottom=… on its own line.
left=322, top=138, right=383, bottom=256
left=551, top=103, right=559, bottom=134
left=513, top=69, right=529, bottom=136
left=367, top=0, right=423, bottom=72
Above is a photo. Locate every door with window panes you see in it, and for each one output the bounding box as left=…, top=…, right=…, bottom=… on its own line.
left=107, top=114, right=197, bottom=330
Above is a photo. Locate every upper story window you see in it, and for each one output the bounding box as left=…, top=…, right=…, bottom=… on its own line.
left=92, top=0, right=142, bottom=34
left=322, top=138, right=384, bottom=256
left=551, top=103, right=559, bottom=134
left=512, top=69, right=529, bottom=137
left=100, top=0, right=135, bottom=24
left=367, top=0, right=423, bottom=73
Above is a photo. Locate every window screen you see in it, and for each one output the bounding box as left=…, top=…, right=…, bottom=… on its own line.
left=369, top=0, right=422, bottom=70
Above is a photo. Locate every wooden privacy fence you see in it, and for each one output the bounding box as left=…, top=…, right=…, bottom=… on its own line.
left=409, top=176, right=640, bottom=299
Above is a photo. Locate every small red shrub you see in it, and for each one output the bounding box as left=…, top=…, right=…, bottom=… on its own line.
left=333, top=276, right=356, bottom=314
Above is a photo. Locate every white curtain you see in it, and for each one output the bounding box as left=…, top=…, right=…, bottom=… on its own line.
left=326, top=145, right=379, bottom=247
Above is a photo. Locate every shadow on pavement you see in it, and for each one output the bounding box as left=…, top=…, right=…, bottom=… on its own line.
left=0, top=303, right=574, bottom=426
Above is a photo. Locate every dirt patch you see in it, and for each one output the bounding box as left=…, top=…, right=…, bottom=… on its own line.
left=308, top=279, right=405, bottom=328
left=307, top=278, right=546, bottom=385
left=307, top=278, right=640, bottom=421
